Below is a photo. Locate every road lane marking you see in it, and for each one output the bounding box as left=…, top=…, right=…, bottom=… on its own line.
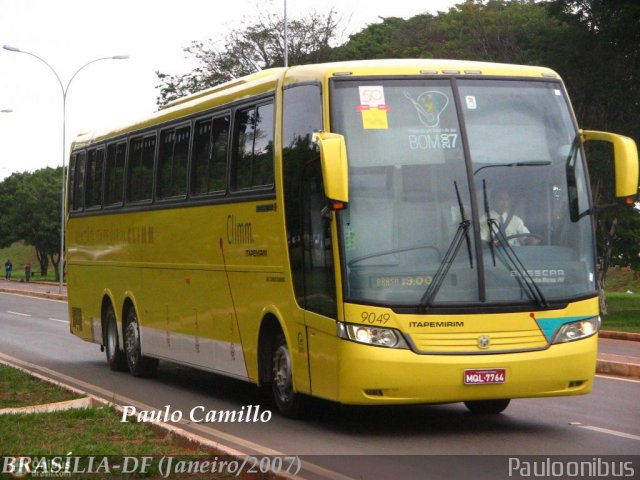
left=7, top=311, right=31, bottom=317
left=48, top=318, right=69, bottom=324
left=570, top=422, right=640, bottom=441
left=596, top=374, right=640, bottom=384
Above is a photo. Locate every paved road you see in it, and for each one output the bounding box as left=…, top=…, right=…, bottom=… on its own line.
left=1, top=292, right=639, bottom=479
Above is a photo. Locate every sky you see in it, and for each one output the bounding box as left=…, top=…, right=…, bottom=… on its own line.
left=0, top=0, right=459, bottom=180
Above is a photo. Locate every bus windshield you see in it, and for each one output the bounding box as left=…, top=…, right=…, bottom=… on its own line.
left=331, top=78, right=595, bottom=308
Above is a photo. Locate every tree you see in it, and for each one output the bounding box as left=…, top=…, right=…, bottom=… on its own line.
left=0, top=168, right=62, bottom=279
left=156, top=9, right=341, bottom=106
left=0, top=172, right=26, bottom=248
left=332, top=1, right=568, bottom=65
left=547, top=0, right=640, bottom=292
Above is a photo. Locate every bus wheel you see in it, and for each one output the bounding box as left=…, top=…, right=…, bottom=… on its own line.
left=272, top=333, right=306, bottom=418
left=464, top=399, right=511, bottom=414
left=123, top=307, right=158, bottom=377
left=104, top=304, right=127, bottom=371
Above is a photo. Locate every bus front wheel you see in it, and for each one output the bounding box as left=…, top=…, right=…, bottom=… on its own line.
left=105, top=304, right=127, bottom=371
left=123, top=307, right=158, bottom=377
left=271, top=333, right=306, bottom=418
left=464, top=399, right=511, bottom=414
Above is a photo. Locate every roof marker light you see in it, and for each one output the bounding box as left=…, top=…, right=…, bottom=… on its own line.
left=442, top=70, right=460, bottom=74
left=420, top=70, right=438, bottom=75
left=333, top=71, right=353, bottom=77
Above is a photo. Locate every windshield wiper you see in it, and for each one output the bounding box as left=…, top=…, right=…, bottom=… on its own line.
left=482, top=180, right=548, bottom=308
left=474, top=160, right=551, bottom=176
left=420, top=182, right=472, bottom=311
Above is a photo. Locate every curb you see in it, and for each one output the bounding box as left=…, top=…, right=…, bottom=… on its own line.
left=0, top=358, right=244, bottom=455
left=596, top=359, right=640, bottom=379
left=599, top=330, right=640, bottom=342
left=0, top=397, right=96, bottom=415
left=0, top=286, right=67, bottom=301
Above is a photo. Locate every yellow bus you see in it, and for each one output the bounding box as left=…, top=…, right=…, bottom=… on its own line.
left=67, top=59, right=638, bottom=417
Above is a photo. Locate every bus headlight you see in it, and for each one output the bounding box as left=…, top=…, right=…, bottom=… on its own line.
left=337, top=322, right=409, bottom=349
left=552, top=316, right=600, bottom=344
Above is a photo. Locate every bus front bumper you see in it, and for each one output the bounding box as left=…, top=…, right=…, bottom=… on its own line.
left=335, top=335, right=597, bottom=405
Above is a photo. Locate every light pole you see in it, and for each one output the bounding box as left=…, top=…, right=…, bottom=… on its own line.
left=3, top=45, right=128, bottom=293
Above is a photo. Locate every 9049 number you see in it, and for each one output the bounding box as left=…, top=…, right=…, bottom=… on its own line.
left=361, top=312, right=390, bottom=325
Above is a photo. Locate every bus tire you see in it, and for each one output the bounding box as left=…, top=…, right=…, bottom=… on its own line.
left=104, top=304, right=127, bottom=371
left=123, top=306, right=158, bottom=377
left=464, top=399, right=511, bottom=414
left=271, top=333, right=307, bottom=418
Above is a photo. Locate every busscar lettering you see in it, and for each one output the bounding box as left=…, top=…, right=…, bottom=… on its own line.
left=409, top=321, right=465, bottom=328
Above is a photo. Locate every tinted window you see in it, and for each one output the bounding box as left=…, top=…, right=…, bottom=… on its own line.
left=85, top=148, right=104, bottom=208
left=105, top=142, right=126, bottom=205
left=158, top=125, right=190, bottom=199
left=232, top=102, right=274, bottom=190
left=128, top=135, right=156, bottom=202
left=191, top=115, right=229, bottom=195
left=72, top=151, right=87, bottom=211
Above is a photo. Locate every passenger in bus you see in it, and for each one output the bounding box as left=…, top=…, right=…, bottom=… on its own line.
left=480, top=187, right=540, bottom=246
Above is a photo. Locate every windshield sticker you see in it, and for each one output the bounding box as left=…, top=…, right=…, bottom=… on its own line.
left=404, top=90, right=449, bottom=128
left=357, top=86, right=389, bottom=129
left=465, top=95, right=477, bottom=109
left=344, top=223, right=356, bottom=251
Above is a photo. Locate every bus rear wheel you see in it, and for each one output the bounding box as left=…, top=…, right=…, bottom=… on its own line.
left=105, top=304, right=127, bottom=371
left=123, top=307, right=158, bottom=377
left=271, top=333, right=306, bottom=418
left=464, top=399, right=511, bottom=414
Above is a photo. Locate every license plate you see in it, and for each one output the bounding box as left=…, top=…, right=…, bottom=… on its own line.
left=464, top=368, right=506, bottom=385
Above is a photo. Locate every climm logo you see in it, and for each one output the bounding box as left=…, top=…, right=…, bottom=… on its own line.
left=227, top=215, right=254, bottom=245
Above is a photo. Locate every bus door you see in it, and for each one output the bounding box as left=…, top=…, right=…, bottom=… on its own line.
left=300, top=158, right=340, bottom=399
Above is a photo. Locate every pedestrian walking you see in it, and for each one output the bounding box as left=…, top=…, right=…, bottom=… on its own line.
left=24, top=262, right=31, bottom=282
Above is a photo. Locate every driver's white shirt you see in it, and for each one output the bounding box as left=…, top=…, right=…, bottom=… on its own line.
left=480, top=211, right=530, bottom=246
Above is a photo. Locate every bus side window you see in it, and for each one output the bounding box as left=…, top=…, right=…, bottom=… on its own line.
left=105, top=142, right=126, bottom=206
left=232, top=102, right=274, bottom=191
left=158, top=125, right=190, bottom=199
left=68, top=153, right=77, bottom=211
left=127, top=135, right=156, bottom=203
left=85, top=148, right=105, bottom=209
left=191, top=115, right=229, bottom=196
left=72, top=151, right=86, bottom=212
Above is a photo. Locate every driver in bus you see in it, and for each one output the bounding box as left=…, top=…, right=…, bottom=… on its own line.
left=480, top=187, right=541, bottom=246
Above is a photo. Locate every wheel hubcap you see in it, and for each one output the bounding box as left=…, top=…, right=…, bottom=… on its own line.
left=273, top=345, right=292, bottom=403
left=125, top=320, right=140, bottom=367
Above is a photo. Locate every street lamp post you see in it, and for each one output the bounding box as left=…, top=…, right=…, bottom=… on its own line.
left=2, top=45, right=128, bottom=293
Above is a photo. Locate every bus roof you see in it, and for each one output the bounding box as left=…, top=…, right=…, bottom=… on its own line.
left=72, top=59, right=559, bottom=148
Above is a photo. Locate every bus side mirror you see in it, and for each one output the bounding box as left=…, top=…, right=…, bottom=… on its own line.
left=313, top=132, right=349, bottom=203
left=581, top=129, right=639, bottom=201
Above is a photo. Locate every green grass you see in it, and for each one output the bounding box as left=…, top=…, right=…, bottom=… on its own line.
left=601, top=268, right=640, bottom=333
left=0, top=240, right=60, bottom=282
left=605, top=267, right=640, bottom=293
left=0, top=364, right=81, bottom=408
left=601, top=292, right=640, bottom=333
left=0, top=406, right=202, bottom=455
left=0, top=364, right=274, bottom=479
